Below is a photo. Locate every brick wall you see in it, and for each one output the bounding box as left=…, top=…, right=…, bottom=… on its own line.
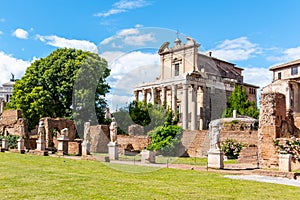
left=117, top=135, right=150, bottom=151
left=1, top=110, right=22, bottom=125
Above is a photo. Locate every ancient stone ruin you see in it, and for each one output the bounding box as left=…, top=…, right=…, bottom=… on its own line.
left=258, top=92, right=300, bottom=169
left=0, top=110, right=28, bottom=139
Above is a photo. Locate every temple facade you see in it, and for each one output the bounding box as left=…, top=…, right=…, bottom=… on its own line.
left=133, top=37, right=258, bottom=130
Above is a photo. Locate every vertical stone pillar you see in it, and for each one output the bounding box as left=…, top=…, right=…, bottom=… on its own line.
left=286, top=85, right=291, bottom=110
left=233, top=110, right=237, bottom=118
left=151, top=87, right=156, bottom=104
left=161, top=86, right=166, bottom=107
left=171, top=84, right=177, bottom=115
left=199, top=87, right=204, bottom=130
left=134, top=90, right=139, bottom=101
left=142, top=89, right=147, bottom=102
left=17, top=137, right=25, bottom=154
left=182, top=83, right=189, bottom=130
left=191, top=85, right=198, bottom=130
left=1, top=138, right=8, bottom=151
left=82, top=122, right=91, bottom=157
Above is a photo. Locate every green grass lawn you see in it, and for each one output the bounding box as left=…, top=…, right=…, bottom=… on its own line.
left=0, top=153, right=299, bottom=200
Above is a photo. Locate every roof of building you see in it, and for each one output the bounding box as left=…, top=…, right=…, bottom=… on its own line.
left=240, top=82, right=260, bottom=89
left=2, top=81, right=15, bottom=87
left=269, top=59, right=300, bottom=71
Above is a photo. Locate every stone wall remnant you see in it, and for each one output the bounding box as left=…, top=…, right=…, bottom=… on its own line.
left=258, top=92, right=300, bottom=168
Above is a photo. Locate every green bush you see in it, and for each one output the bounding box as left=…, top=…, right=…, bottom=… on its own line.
left=273, top=137, right=300, bottom=161
left=221, top=138, right=243, bottom=159
left=147, top=125, right=183, bottom=156
left=0, top=135, right=19, bottom=149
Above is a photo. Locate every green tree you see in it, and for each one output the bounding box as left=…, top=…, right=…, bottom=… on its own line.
left=6, top=48, right=110, bottom=131
left=223, top=85, right=259, bottom=119
left=114, top=101, right=169, bottom=134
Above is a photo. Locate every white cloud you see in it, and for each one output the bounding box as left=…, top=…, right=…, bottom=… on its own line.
left=101, top=50, right=160, bottom=110
left=268, top=46, right=300, bottom=64
left=100, top=51, right=124, bottom=63
left=12, top=28, right=29, bottom=39
left=0, top=31, right=3, bottom=35
left=100, top=28, right=155, bottom=47
left=118, top=28, right=140, bottom=36
left=95, top=9, right=126, bottom=17
left=209, top=37, right=260, bottom=61
left=0, top=51, right=31, bottom=84
left=135, top=24, right=143, bottom=28
left=0, top=18, right=5, bottom=22
left=243, top=67, right=272, bottom=89
left=100, top=36, right=115, bottom=45
left=115, top=0, right=149, bottom=9
left=123, top=33, right=155, bottom=46
left=95, top=0, right=150, bottom=17
left=36, top=35, right=98, bottom=53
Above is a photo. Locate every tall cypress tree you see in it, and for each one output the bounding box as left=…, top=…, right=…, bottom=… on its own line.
left=224, top=85, right=259, bottom=119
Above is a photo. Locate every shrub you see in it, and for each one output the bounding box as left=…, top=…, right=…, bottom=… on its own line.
left=7, top=135, right=20, bottom=149
left=0, top=135, right=20, bottom=149
left=147, top=125, right=183, bottom=156
left=221, top=138, right=243, bottom=159
left=273, top=136, right=300, bottom=161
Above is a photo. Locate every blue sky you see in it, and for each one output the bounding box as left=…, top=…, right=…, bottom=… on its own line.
left=1, top=0, right=300, bottom=109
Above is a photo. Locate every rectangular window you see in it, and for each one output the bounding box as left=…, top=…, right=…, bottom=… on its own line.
left=175, top=63, right=179, bottom=76
left=291, top=66, right=298, bottom=75
left=278, top=72, right=281, bottom=79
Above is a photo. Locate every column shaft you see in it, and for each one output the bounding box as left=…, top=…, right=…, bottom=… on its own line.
left=182, top=83, right=188, bottom=130
left=191, top=85, right=198, bottom=130
left=172, top=84, right=177, bottom=114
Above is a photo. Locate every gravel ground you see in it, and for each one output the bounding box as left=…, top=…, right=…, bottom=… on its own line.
left=224, top=175, right=300, bottom=187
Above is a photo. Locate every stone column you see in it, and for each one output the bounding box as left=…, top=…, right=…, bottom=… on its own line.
left=1, top=138, right=8, bottom=152
left=134, top=90, right=139, bottom=101
left=233, top=110, right=237, bottom=118
left=161, top=86, right=166, bottom=107
left=171, top=84, right=177, bottom=114
left=17, top=137, right=25, bottom=154
left=182, top=83, right=189, bottom=130
left=151, top=87, right=156, bottom=104
left=142, top=89, right=147, bottom=102
left=191, top=85, right=198, bottom=130
left=199, top=87, right=204, bottom=130
left=82, top=122, right=91, bottom=157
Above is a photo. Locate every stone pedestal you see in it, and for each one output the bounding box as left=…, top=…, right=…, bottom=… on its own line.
left=57, top=135, right=69, bottom=156
left=17, top=138, right=25, bottom=154
left=1, top=138, right=8, bottom=152
left=141, top=150, right=156, bottom=164
left=278, top=154, right=292, bottom=172
left=107, top=142, right=118, bottom=160
left=36, top=139, right=45, bottom=151
left=30, top=138, right=48, bottom=156
left=74, top=139, right=82, bottom=155
left=82, top=140, right=90, bottom=157
left=208, top=150, right=224, bottom=169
